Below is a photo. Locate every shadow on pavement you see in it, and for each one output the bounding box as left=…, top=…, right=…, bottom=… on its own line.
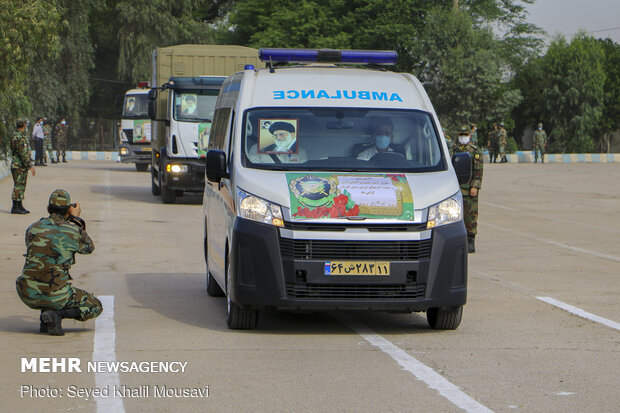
left=90, top=184, right=202, bottom=205
left=0, top=315, right=94, bottom=335
left=125, top=272, right=432, bottom=335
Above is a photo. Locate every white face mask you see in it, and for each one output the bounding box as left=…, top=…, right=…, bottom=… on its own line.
left=458, top=136, right=470, bottom=145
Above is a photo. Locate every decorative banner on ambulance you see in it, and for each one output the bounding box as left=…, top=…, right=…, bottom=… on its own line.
left=133, top=120, right=151, bottom=143
left=287, top=173, right=414, bottom=220
left=197, top=122, right=211, bottom=158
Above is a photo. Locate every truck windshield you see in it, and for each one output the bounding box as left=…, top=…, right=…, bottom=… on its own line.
left=174, top=90, right=218, bottom=122
left=122, top=94, right=149, bottom=118
left=242, top=108, right=445, bottom=172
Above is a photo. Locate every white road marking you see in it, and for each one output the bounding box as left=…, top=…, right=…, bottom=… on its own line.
left=481, top=201, right=516, bottom=211
left=482, top=222, right=620, bottom=263
left=536, top=296, right=620, bottom=331
left=93, top=295, right=125, bottom=413
left=336, top=313, right=494, bottom=413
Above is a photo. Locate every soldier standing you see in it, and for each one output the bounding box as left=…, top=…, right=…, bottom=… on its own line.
left=470, top=123, right=478, bottom=145
left=498, top=122, right=508, bottom=163
left=43, top=119, right=56, bottom=164
left=454, top=125, right=483, bottom=253
left=10, top=120, right=36, bottom=214
left=15, top=189, right=102, bottom=336
left=53, top=117, right=68, bottom=163
left=488, top=123, right=499, bottom=163
left=533, top=122, right=547, bottom=163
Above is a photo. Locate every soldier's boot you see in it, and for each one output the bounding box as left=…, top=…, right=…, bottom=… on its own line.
left=41, top=310, right=64, bottom=336
left=11, top=201, right=29, bottom=214
left=62, top=156, right=67, bottom=163
left=56, top=154, right=60, bottom=163
left=467, top=235, right=475, bottom=253
left=39, top=311, right=47, bottom=333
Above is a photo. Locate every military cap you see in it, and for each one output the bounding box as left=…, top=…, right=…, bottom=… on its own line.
left=458, top=124, right=470, bottom=135
left=269, top=121, right=295, bottom=134
left=49, top=189, right=75, bottom=207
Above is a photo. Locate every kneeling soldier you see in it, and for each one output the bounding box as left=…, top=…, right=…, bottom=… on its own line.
left=16, top=189, right=102, bottom=335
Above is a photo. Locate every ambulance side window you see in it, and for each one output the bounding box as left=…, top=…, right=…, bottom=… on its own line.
left=209, top=107, right=232, bottom=151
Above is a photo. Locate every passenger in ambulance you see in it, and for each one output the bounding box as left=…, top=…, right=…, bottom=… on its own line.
left=356, top=117, right=404, bottom=160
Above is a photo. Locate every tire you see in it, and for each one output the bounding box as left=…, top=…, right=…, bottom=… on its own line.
left=205, top=234, right=224, bottom=297
left=161, top=181, right=176, bottom=204
left=151, top=155, right=161, bottom=195
left=135, top=163, right=148, bottom=172
left=207, top=272, right=224, bottom=297
left=225, top=257, right=258, bottom=329
left=427, top=306, right=463, bottom=330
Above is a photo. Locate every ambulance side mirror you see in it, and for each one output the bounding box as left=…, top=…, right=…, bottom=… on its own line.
left=452, top=152, right=472, bottom=185
left=206, top=150, right=229, bottom=182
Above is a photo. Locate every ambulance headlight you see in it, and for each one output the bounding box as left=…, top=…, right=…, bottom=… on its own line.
left=119, top=147, right=129, bottom=155
left=427, top=193, right=462, bottom=229
left=238, top=188, right=284, bottom=227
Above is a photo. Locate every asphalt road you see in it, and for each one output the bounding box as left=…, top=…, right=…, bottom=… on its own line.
left=1, top=161, right=618, bottom=413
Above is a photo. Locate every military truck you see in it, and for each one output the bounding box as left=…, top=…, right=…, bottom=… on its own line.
left=119, top=83, right=152, bottom=171
left=148, top=44, right=261, bottom=203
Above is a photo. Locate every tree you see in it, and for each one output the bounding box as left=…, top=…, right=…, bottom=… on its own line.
left=595, top=38, right=620, bottom=153
left=513, top=34, right=605, bottom=153
left=411, top=8, right=521, bottom=134
left=0, top=0, right=59, bottom=154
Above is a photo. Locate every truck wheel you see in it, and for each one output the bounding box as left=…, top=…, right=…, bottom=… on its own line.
left=226, top=259, right=258, bottom=329
left=161, top=179, right=176, bottom=204
left=135, top=163, right=148, bottom=172
left=427, top=306, right=462, bottom=330
left=151, top=155, right=161, bottom=195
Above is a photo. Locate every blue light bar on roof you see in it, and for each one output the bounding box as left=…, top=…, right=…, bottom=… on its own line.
left=258, top=48, right=398, bottom=65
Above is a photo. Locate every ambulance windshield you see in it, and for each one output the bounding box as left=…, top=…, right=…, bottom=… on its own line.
left=242, top=108, right=444, bottom=172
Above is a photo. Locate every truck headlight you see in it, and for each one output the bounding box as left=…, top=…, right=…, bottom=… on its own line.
left=120, top=147, right=129, bottom=155
left=427, top=193, right=462, bottom=229
left=167, top=164, right=188, bottom=173
left=238, top=188, right=284, bottom=227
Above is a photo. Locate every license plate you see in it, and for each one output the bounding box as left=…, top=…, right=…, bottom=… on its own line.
left=324, top=261, right=390, bottom=276
left=140, top=146, right=152, bottom=151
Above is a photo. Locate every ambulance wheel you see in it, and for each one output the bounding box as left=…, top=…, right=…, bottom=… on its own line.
left=225, top=259, right=258, bottom=329
left=135, top=163, right=148, bottom=172
left=427, top=306, right=462, bottom=330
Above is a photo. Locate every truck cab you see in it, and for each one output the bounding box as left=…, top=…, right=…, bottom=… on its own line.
left=119, top=86, right=152, bottom=171
left=150, top=76, right=224, bottom=203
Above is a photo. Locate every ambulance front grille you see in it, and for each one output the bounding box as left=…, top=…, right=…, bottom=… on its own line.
left=279, top=238, right=432, bottom=261
left=286, top=282, right=426, bottom=300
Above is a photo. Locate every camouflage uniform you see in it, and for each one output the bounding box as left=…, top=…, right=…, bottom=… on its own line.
left=15, top=189, right=102, bottom=335
left=10, top=128, right=32, bottom=202
left=43, top=122, right=55, bottom=163
left=498, top=124, right=507, bottom=163
left=454, top=125, right=483, bottom=252
left=533, top=123, right=547, bottom=163
left=470, top=125, right=478, bottom=145
left=488, top=124, right=499, bottom=163
left=53, top=121, right=68, bottom=162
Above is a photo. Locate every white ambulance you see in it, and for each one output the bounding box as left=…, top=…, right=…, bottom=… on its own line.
left=203, top=48, right=472, bottom=329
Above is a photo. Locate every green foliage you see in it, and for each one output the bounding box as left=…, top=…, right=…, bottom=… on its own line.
left=0, top=0, right=59, bottom=156
left=506, top=136, right=519, bottom=153
left=411, top=9, right=521, bottom=132
left=595, top=38, right=620, bottom=152
left=116, top=0, right=216, bottom=82
left=513, top=34, right=605, bottom=153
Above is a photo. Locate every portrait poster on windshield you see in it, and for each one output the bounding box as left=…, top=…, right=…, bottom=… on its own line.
left=197, top=122, right=211, bottom=158
left=133, top=120, right=151, bottom=143
left=287, top=173, right=414, bottom=220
